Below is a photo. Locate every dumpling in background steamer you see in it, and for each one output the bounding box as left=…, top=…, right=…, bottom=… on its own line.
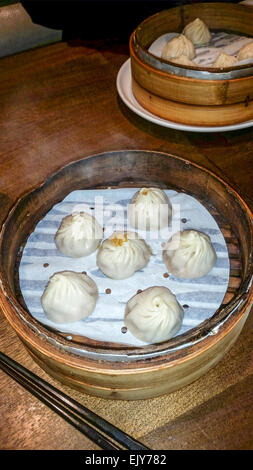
left=54, top=211, right=103, bottom=258
left=127, top=187, right=172, bottom=231
left=162, top=229, right=217, bottom=279
left=124, top=286, right=184, bottom=344
left=237, top=41, right=253, bottom=60
left=41, top=271, right=98, bottom=323
left=183, top=18, right=211, bottom=46
left=212, top=52, right=238, bottom=68
left=161, top=34, right=195, bottom=60
left=96, top=231, right=152, bottom=280
left=170, top=55, right=196, bottom=66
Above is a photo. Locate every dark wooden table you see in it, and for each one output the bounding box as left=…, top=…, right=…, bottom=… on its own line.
left=0, top=39, right=252, bottom=450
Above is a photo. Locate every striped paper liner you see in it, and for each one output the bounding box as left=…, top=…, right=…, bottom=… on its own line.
left=19, top=189, right=230, bottom=346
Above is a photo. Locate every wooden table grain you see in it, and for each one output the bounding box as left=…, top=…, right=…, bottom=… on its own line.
left=0, top=39, right=252, bottom=451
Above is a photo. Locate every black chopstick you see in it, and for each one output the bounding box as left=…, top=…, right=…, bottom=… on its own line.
left=0, top=351, right=149, bottom=451
left=0, top=359, right=119, bottom=450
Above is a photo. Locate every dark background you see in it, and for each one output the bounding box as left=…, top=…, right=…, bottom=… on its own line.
left=21, top=0, right=241, bottom=41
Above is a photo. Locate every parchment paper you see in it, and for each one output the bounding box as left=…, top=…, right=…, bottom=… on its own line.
left=19, top=189, right=230, bottom=346
left=149, top=31, right=253, bottom=67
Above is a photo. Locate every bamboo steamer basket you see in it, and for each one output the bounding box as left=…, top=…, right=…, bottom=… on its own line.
left=129, top=2, right=253, bottom=127
left=0, top=150, right=252, bottom=400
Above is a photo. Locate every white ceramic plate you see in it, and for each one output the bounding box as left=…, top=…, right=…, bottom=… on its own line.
left=116, top=59, right=253, bottom=133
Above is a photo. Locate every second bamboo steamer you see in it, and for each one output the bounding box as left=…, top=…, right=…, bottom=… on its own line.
left=129, top=3, right=253, bottom=126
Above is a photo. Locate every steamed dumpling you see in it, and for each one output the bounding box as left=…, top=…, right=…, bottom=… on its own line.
left=170, top=54, right=196, bottom=66
left=163, top=230, right=217, bottom=279
left=124, top=286, right=184, bottom=344
left=54, top=211, right=103, bottom=258
left=212, top=52, right=238, bottom=68
left=127, top=187, right=172, bottom=231
left=97, top=231, right=152, bottom=279
left=183, top=18, right=211, bottom=46
left=237, top=41, right=253, bottom=61
left=41, top=271, right=98, bottom=323
left=161, top=34, right=195, bottom=61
